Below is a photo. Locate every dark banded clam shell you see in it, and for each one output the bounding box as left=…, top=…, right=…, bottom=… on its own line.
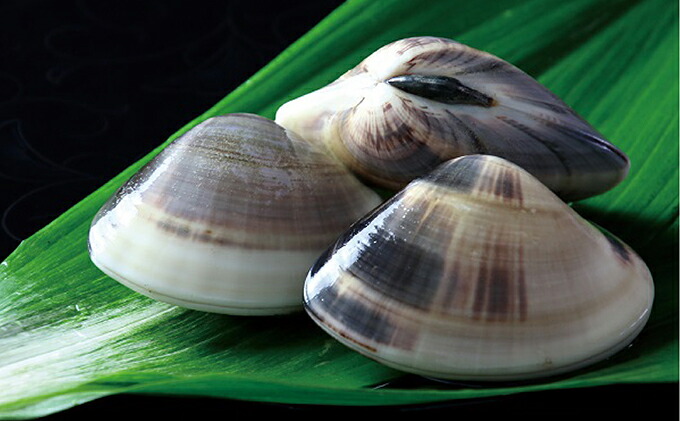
left=88, top=113, right=382, bottom=315
left=303, top=155, right=653, bottom=380
left=275, top=36, right=629, bottom=202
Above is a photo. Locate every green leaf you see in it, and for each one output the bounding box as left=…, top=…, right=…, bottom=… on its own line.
left=1, top=0, right=677, bottom=418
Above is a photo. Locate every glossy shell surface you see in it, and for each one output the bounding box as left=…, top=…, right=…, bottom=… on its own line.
left=303, top=154, right=653, bottom=380
left=275, top=36, right=629, bottom=202
left=88, top=113, right=382, bottom=315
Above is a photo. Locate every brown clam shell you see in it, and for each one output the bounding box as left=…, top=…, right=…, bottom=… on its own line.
left=88, top=113, right=382, bottom=315
left=275, top=36, right=630, bottom=202
left=303, top=154, right=653, bottom=380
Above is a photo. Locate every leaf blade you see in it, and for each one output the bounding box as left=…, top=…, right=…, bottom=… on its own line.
left=0, top=0, right=677, bottom=418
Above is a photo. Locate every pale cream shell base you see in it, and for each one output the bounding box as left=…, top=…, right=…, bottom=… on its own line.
left=89, top=196, right=322, bottom=316
left=306, top=298, right=652, bottom=381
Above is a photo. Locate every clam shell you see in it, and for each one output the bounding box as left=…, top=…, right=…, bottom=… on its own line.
left=303, top=154, right=653, bottom=380
left=275, top=36, right=629, bottom=202
left=88, top=113, right=382, bottom=315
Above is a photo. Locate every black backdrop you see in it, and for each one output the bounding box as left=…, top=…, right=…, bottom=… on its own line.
left=0, top=1, right=674, bottom=419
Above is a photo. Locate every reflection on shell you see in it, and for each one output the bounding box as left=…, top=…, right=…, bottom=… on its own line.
left=88, top=113, right=382, bottom=315
left=275, top=36, right=630, bottom=202
left=303, top=155, right=653, bottom=381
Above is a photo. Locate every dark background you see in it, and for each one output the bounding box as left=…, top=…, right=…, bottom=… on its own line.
left=0, top=0, right=675, bottom=419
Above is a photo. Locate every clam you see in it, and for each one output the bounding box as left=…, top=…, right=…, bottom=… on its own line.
left=275, top=36, right=629, bottom=202
left=303, top=154, right=653, bottom=381
left=88, top=113, right=382, bottom=315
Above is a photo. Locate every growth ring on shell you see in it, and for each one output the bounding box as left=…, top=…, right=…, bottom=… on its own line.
left=88, top=113, right=382, bottom=315
left=275, top=36, right=630, bottom=202
left=303, top=154, right=653, bottom=381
